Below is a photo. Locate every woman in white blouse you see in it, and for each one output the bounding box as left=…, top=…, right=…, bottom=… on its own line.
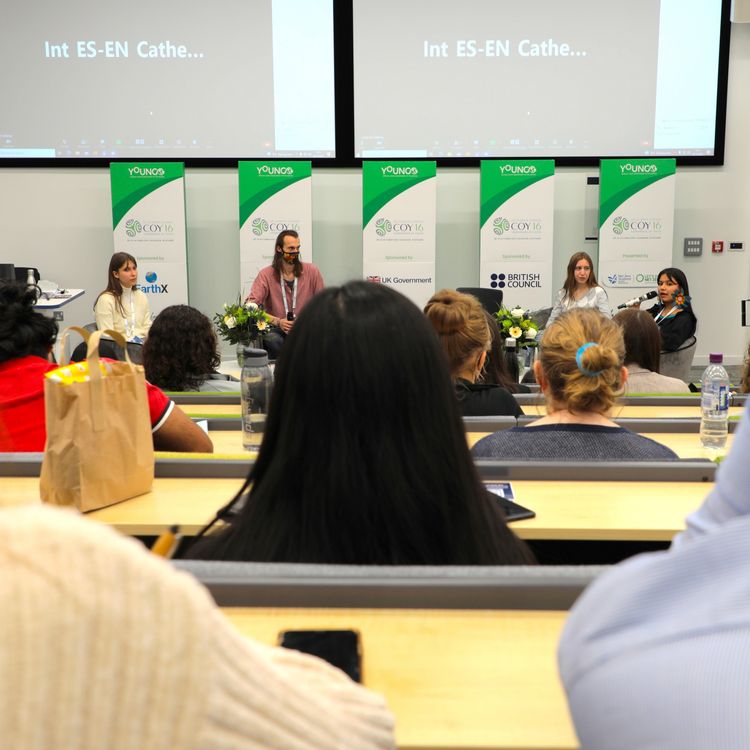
left=547, top=251, right=611, bottom=327
left=94, top=252, right=152, bottom=343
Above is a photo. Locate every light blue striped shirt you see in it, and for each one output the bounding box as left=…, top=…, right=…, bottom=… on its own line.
left=559, top=401, right=750, bottom=749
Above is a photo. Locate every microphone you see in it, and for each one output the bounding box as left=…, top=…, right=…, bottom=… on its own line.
left=616, top=290, right=658, bottom=309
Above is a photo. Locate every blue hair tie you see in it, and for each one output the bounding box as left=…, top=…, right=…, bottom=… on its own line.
left=576, top=342, right=602, bottom=377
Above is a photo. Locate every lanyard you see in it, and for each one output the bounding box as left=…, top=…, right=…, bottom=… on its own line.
left=279, top=275, right=298, bottom=318
left=123, top=290, right=136, bottom=340
left=653, top=307, right=678, bottom=326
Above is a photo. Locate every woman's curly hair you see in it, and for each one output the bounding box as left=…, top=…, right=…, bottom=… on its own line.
left=143, top=305, right=221, bottom=391
left=0, top=281, right=58, bottom=364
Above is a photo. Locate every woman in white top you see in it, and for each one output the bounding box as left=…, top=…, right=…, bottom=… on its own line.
left=547, top=251, right=611, bottom=327
left=94, top=252, right=152, bottom=342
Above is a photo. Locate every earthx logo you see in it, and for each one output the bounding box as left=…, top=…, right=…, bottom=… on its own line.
left=137, top=271, right=168, bottom=294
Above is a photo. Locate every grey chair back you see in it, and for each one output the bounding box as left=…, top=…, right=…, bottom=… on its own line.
left=456, top=287, right=504, bottom=314
left=660, top=336, right=696, bottom=382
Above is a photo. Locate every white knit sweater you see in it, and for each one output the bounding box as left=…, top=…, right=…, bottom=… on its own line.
left=0, top=505, right=394, bottom=749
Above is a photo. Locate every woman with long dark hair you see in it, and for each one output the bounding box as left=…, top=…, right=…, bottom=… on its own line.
left=642, top=267, right=697, bottom=353
left=94, top=252, right=151, bottom=342
left=547, top=251, right=611, bottom=327
left=187, top=281, right=533, bottom=565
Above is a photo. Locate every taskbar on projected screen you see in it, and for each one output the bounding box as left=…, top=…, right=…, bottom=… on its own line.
left=0, top=147, right=336, bottom=159
left=358, top=146, right=716, bottom=158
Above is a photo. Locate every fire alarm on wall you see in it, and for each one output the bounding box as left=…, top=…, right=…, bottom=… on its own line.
left=712, top=240, right=724, bottom=253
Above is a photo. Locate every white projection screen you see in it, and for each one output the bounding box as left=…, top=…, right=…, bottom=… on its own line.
left=352, top=0, right=729, bottom=163
left=1, top=0, right=336, bottom=162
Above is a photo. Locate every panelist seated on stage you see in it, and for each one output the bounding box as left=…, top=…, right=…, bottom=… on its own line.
left=423, top=289, right=523, bottom=417
left=245, top=230, right=325, bottom=359
left=0, top=281, right=212, bottom=453
left=0, top=504, right=394, bottom=750
left=546, top=251, right=611, bottom=328
left=559, top=397, right=750, bottom=749
left=94, top=252, right=152, bottom=344
left=143, top=305, right=240, bottom=393
left=614, top=308, right=690, bottom=394
left=184, top=281, right=533, bottom=566
left=472, top=308, right=678, bottom=461
left=640, top=266, right=697, bottom=353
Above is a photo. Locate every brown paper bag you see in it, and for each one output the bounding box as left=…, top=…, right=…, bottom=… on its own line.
left=40, top=327, right=154, bottom=511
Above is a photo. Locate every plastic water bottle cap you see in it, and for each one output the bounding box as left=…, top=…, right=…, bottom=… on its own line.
left=241, top=347, right=269, bottom=367
left=708, top=353, right=723, bottom=364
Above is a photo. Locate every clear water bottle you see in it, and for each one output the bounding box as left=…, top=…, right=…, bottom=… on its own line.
left=700, top=353, right=730, bottom=451
left=241, top=347, right=273, bottom=451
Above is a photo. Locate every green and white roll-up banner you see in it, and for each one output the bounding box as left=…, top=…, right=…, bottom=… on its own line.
left=239, top=161, right=312, bottom=298
left=362, top=161, right=436, bottom=308
left=479, top=160, right=555, bottom=310
left=598, top=158, right=676, bottom=308
left=110, top=162, right=188, bottom=317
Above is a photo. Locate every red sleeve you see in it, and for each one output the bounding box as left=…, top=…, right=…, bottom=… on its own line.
left=146, top=381, right=173, bottom=431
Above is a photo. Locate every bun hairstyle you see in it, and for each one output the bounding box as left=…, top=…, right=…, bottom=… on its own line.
left=539, top=308, right=625, bottom=415
left=0, top=281, right=58, bottom=364
left=424, top=289, right=490, bottom=379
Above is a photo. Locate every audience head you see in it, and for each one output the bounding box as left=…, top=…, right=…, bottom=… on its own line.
left=423, top=289, right=490, bottom=382
left=0, top=281, right=57, bottom=364
left=537, top=308, right=625, bottom=415
left=563, top=251, right=598, bottom=296
left=482, top=310, right=520, bottom=392
left=191, top=281, right=529, bottom=565
left=614, top=308, right=661, bottom=373
left=143, top=305, right=221, bottom=391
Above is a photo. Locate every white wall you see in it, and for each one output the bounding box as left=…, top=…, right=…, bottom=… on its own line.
left=2, top=25, right=749, bottom=364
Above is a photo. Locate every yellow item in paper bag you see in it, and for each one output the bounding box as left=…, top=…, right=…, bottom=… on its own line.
left=44, top=359, right=114, bottom=385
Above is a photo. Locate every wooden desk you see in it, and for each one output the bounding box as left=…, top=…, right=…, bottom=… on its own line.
left=222, top=606, right=577, bottom=750
left=207, top=429, right=733, bottom=461
left=187, top=402, right=744, bottom=420
left=0, top=476, right=709, bottom=541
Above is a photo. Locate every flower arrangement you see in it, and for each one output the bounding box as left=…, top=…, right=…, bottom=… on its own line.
left=494, top=306, right=540, bottom=349
left=213, top=298, right=271, bottom=346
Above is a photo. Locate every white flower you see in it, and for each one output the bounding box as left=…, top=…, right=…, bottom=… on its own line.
left=245, top=301, right=258, bottom=310
left=524, top=327, right=538, bottom=340
left=510, top=307, right=525, bottom=318
left=223, top=315, right=237, bottom=329
left=509, top=325, right=523, bottom=339
left=257, top=319, right=268, bottom=331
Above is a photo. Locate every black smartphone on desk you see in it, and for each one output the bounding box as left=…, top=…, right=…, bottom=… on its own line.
left=279, top=629, right=362, bottom=683
left=486, top=482, right=536, bottom=522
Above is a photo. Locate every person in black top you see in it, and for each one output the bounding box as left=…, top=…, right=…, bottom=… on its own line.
left=642, top=267, right=697, bottom=352
left=424, top=289, right=523, bottom=418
